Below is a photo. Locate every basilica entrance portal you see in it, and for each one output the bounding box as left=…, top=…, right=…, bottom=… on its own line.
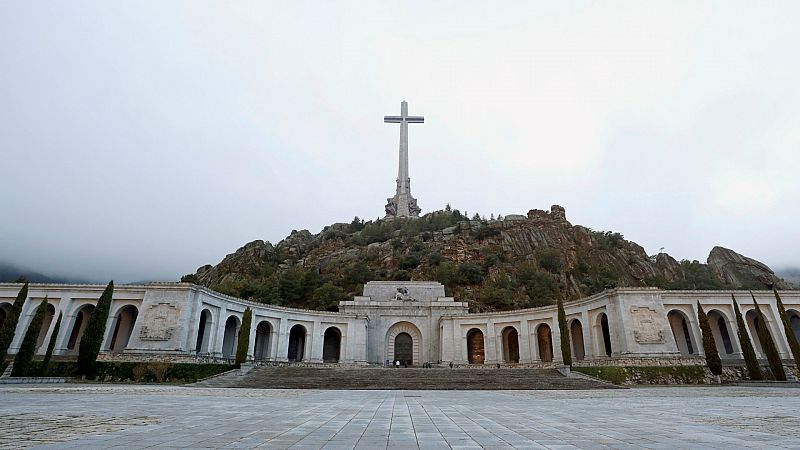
left=386, top=321, right=422, bottom=366
left=394, top=333, right=413, bottom=366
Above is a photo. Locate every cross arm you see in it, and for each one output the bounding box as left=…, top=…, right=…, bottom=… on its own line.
left=384, top=116, right=425, bottom=123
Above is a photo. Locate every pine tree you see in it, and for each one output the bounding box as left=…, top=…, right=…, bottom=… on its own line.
left=557, top=297, right=572, bottom=366
left=696, top=302, right=722, bottom=375
left=235, top=308, right=253, bottom=366
left=41, top=312, right=62, bottom=376
left=77, top=281, right=114, bottom=379
left=732, top=294, right=761, bottom=380
left=11, top=297, right=49, bottom=377
left=751, top=292, right=786, bottom=381
left=773, top=288, right=800, bottom=372
left=0, top=282, right=28, bottom=365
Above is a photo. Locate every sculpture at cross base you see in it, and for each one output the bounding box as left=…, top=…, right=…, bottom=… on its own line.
left=384, top=101, right=423, bottom=218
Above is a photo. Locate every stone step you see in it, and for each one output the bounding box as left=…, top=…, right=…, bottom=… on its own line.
left=194, top=367, right=619, bottom=390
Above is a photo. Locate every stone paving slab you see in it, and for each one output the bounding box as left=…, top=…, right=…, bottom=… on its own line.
left=0, top=385, right=798, bottom=449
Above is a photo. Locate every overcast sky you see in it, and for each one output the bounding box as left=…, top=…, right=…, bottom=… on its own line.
left=1, top=1, right=798, bottom=283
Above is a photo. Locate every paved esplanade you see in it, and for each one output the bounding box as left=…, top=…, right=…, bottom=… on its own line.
left=1, top=385, right=799, bottom=449
left=384, top=101, right=423, bottom=218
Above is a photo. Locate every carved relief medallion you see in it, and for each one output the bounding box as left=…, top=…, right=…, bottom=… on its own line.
left=139, top=302, right=180, bottom=341
left=630, top=306, right=665, bottom=344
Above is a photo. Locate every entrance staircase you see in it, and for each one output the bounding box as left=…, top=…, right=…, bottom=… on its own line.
left=193, top=366, right=618, bottom=390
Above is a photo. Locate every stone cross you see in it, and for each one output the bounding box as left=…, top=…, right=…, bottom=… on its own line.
left=384, top=101, right=423, bottom=217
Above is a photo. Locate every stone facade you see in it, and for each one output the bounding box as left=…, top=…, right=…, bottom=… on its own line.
left=1, top=282, right=799, bottom=368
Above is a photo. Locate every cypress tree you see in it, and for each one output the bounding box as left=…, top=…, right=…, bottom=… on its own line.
left=557, top=297, right=572, bottom=366
left=696, top=302, right=722, bottom=375
left=0, top=282, right=28, bottom=365
left=11, top=297, right=49, bottom=377
left=235, top=308, right=253, bottom=366
left=751, top=292, right=786, bottom=381
left=773, top=288, right=800, bottom=372
left=732, top=294, right=761, bottom=380
left=77, top=281, right=114, bottom=379
left=40, top=312, right=62, bottom=376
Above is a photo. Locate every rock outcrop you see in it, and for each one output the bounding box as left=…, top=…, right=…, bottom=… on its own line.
left=707, top=246, right=787, bottom=289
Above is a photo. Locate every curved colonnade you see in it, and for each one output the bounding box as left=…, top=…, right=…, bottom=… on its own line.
left=0, top=283, right=799, bottom=366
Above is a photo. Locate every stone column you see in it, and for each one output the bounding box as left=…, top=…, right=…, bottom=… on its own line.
left=269, top=327, right=279, bottom=361
left=212, top=305, right=228, bottom=357
left=8, top=297, right=33, bottom=352
left=247, top=317, right=257, bottom=360
left=101, top=305, right=118, bottom=353
left=186, top=291, right=203, bottom=354
left=275, top=318, right=289, bottom=362
left=552, top=318, right=564, bottom=364
left=687, top=304, right=704, bottom=356
left=581, top=309, right=593, bottom=358
left=485, top=321, right=498, bottom=364
left=53, top=297, right=74, bottom=355
left=766, top=301, right=791, bottom=358
left=309, top=320, right=323, bottom=363
left=518, top=319, right=532, bottom=363
left=439, top=320, right=454, bottom=363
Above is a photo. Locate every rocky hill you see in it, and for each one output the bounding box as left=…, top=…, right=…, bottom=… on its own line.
left=183, top=206, right=788, bottom=312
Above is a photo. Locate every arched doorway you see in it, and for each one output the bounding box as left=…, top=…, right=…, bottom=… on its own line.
left=253, top=321, right=272, bottom=360
left=0, top=302, right=11, bottom=329
left=323, top=327, right=342, bottom=363
left=598, top=313, right=612, bottom=357
left=745, top=310, right=764, bottom=356
left=108, top=305, right=138, bottom=353
left=537, top=324, right=553, bottom=362
left=66, top=304, right=95, bottom=354
left=570, top=319, right=585, bottom=361
left=707, top=309, right=734, bottom=355
left=667, top=310, right=696, bottom=356
left=501, top=326, right=519, bottom=363
left=35, top=302, right=56, bottom=352
left=386, top=322, right=422, bottom=367
left=466, top=328, right=485, bottom=364
left=195, top=309, right=213, bottom=353
left=393, top=333, right=411, bottom=366
left=221, top=316, right=240, bottom=358
left=787, top=310, right=800, bottom=346
left=287, top=324, right=306, bottom=362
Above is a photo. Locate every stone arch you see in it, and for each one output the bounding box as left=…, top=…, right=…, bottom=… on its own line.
left=0, top=302, right=11, bottom=329
left=386, top=321, right=422, bottom=366
left=570, top=319, right=585, bottom=361
left=322, top=326, right=342, bottom=363
left=501, top=326, right=519, bottom=363
left=221, top=315, right=241, bottom=358
left=598, top=313, right=612, bottom=357
left=195, top=309, right=213, bottom=353
left=253, top=320, right=272, bottom=360
left=66, top=304, right=95, bottom=354
left=108, top=305, right=138, bottom=353
left=288, top=324, right=307, bottom=362
left=466, top=328, right=485, bottom=364
left=706, top=309, right=734, bottom=355
left=667, top=309, right=696, bottom=356
left=745, top=310, right=764, bottom=356
left=537, top=324, right=553, bottom=362
left=35, top=302, right=57, bottom=352
left=787, top=309, right=800, bottom=347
